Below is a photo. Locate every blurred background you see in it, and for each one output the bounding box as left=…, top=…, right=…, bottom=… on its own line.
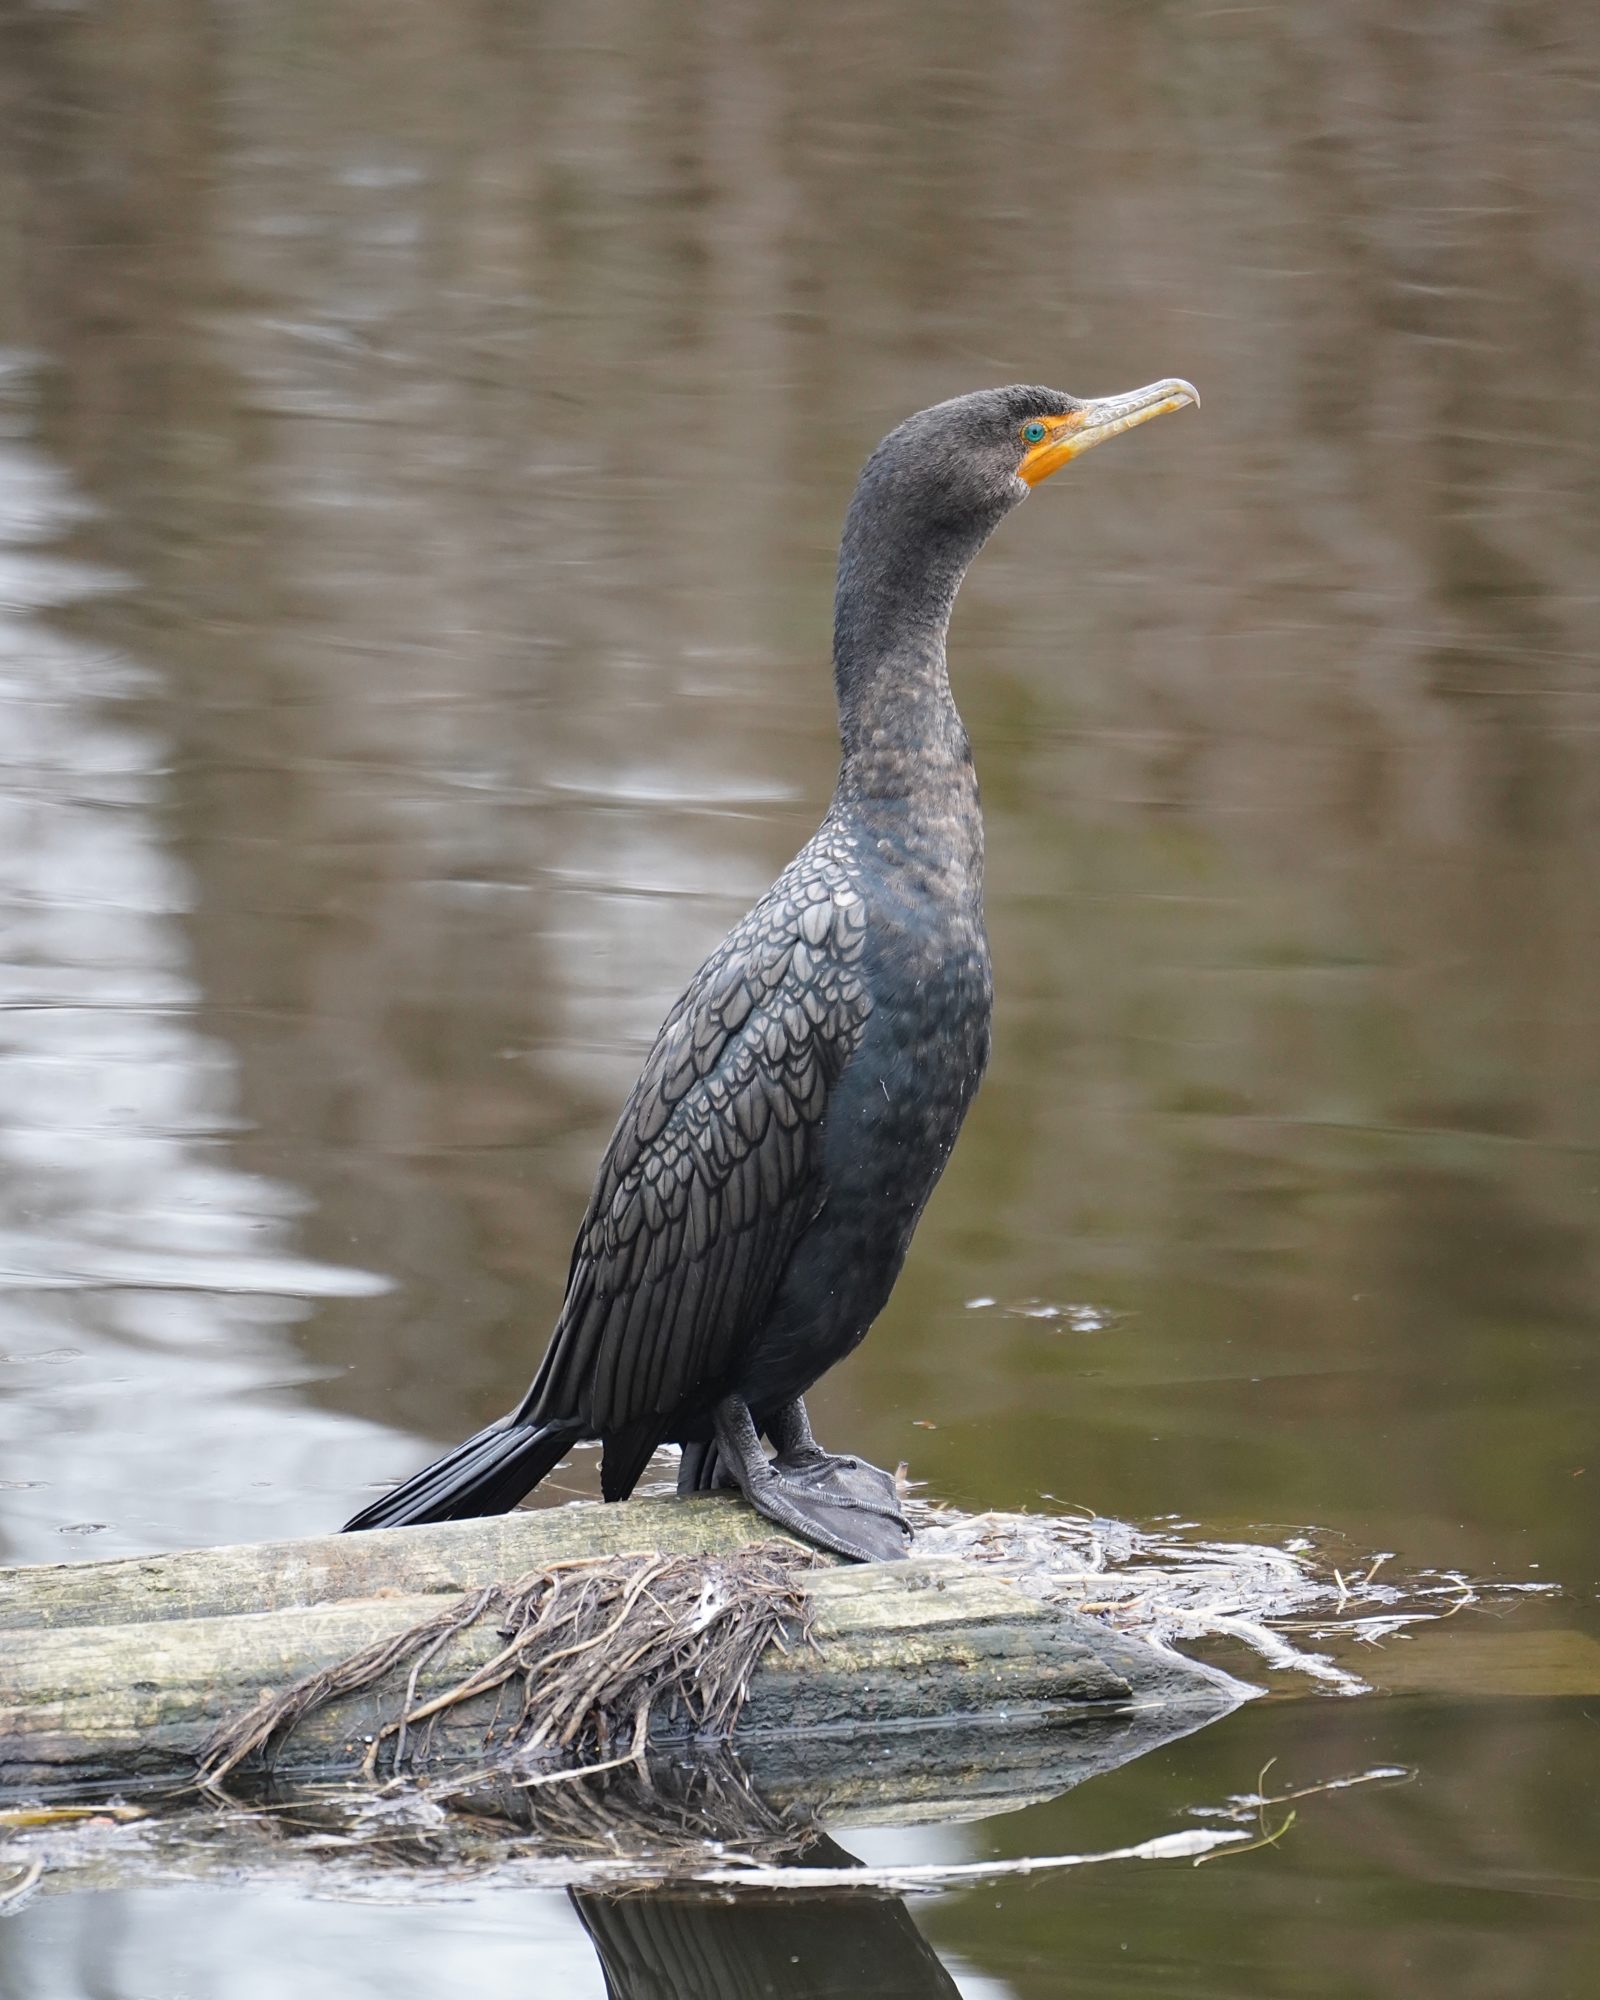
left=0, top=3, right=1595, bottom=1996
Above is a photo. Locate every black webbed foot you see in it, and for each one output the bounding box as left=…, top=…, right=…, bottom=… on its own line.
left=748, top=1468, right=912, bottom=1562
left=709, top=1397, right=912, bottom=1563
left=770, top=1445, right=908, bottom=1527
left=765, top=1398, right=909, bottom=1530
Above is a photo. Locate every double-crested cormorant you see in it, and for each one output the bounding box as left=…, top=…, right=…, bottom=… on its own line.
left=344, top=379, right=1198, bottom=1560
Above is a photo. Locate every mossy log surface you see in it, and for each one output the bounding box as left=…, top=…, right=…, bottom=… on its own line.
left=0, top=1493, right=781, bottom=1632
left=0, top=1495, right=1238, bottom=1803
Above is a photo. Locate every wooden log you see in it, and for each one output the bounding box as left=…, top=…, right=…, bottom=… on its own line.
left=0, top=1497, right=1242, bottom=1803
left=0, top=1494, right=787, bottom=1632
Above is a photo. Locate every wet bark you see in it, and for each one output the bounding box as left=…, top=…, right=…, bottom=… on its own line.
left=0, top=1496, right=1237, bottom=1801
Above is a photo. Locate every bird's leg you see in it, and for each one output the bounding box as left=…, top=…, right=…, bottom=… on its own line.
left=675, top=1439, right=735, bottom=1495
left=765, top=1399, right=908, bottom=1524
left=711, top=1398, right=910, bottom=1563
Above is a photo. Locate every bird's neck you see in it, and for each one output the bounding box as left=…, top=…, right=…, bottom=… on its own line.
left=829, top=500, right=1000, bottom=812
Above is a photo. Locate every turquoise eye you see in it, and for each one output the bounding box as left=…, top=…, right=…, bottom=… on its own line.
left=1022, top=421, right=1047, bottom=444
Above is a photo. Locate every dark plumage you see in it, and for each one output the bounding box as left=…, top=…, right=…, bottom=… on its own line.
left=344, top=378, right=1197, bottom=1558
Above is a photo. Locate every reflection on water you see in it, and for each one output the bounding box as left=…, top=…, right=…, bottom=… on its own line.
left=0, top=396, right=397, bottom=1561
left=572, top=1839, right=966, bottom=2000
left=0, top=1, right=1597, bottom=1996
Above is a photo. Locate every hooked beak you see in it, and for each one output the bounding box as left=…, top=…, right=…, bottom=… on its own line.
left=1018, top=378, right=1200, bottom=488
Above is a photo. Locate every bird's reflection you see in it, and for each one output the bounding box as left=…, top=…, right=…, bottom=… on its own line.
left=571, top=1832, right=962, bottom=2000
left=433, top=1754, right=975, bottom=1997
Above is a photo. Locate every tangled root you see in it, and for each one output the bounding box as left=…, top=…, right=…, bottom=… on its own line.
left=199, top=1542, right=818, bottom=1794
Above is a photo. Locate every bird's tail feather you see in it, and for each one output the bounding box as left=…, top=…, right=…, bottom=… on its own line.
left=342, top=1418, right=578, bottom=1531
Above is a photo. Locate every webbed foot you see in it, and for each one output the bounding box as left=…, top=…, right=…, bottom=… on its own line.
left=711, top=1398, right=912, bottom=1563
left=770, top=1445, right=908, bottom=1524
left=747, top=1467, right=912, bottom=1562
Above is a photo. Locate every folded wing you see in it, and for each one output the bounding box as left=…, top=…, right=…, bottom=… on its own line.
left=518, top=855, right=872, bottom=1493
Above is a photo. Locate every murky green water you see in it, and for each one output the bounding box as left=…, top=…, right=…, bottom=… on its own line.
left=1, top=3, right=1596, bottom=1993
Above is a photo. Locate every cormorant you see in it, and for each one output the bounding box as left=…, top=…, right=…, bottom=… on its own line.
left=344, top=379, right=1198, bottom=1560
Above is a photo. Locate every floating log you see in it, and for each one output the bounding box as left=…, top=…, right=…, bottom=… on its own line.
left=0, top=1493, right=785, bottom=1632
left=0, top=1495, right=1242, bottom=1804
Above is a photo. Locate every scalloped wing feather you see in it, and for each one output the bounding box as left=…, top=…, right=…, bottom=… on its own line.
left=515, top=845, right=872, bottom=1476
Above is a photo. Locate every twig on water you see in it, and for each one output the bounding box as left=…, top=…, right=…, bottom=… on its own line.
left=0, top=1856, right=44, bottom=1915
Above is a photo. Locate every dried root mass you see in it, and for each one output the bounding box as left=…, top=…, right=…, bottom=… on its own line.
left=199, top=1543, right=818, bottom=1793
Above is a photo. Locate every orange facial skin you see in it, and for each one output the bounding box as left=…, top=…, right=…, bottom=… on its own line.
left=1018, top=378, right=1200, bottom=487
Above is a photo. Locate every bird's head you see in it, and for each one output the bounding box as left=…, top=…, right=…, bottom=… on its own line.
left=860, top=379, right=1201, bottom=530
left=833, top=377, right=1199, bottom=688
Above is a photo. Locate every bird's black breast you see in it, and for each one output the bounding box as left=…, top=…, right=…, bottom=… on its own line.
left=734, top=802, right=993, bottom=1411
